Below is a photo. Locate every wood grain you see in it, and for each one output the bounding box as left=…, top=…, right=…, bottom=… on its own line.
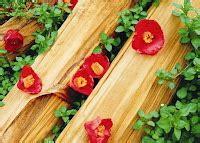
left=0, top=0, right=133, bottom=142
left=56, top=0, right=195, bottom=142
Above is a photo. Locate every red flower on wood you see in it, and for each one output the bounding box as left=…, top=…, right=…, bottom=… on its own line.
left=84, top=117, right=113, bottom=143
left=4, top=29, right=23, bottom=53
left=17, top=65, right=42, bottom=94
left=70, top=68, right=94, bottom=96
left=83, top=54, right=110, bottom=79
left=132, top=19, right=164, bottom=55
left=56, top=0, right=78, bottom=10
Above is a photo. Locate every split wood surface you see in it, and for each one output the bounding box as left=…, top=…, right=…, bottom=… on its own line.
left=57, top=0, right=200, bottom=142
left=0, top=0, right=133, bottom=142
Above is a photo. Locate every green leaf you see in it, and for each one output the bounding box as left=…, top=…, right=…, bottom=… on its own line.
left=12, top=65, right=21, bottom=71
left=54, top=110, right=62, bottom=117
left=0, top=67, right=4, bottom=76
left=194, top=29, right=200, bottom=35
left=191, top=38, right=200, bottom=49
left=174, top=128, right=181, bottom=140
left=100, top=32, right=108, bottom=41
left=59, top=106, right=67, bottom=113
left=113, top=37, right=121, bottom=46
left=168, top=82, right=176, bottom=89
left=93, top=46, right=102, bottom=54
left=180, top=103, right=197, bottom=116
left=191, top=116, right=198, bottom=124
left=180, top=37, right=190, bottom=44
left=193, top=57, right=200, bottom=67
left=177, top=87, right=187, bottom=99
left=157, top=118, right=172, bottom=133
left=0, top=48, right=7, bottom=54
left=52, top=125, right=60, bottom=134
left=147, top=121, right=155, bottom=127
left=44, top=137, right=54, bottom=143
left=138, top=109, right=145, bottom=117
left=172, top=10, right=182, bottom=16
left=0, top=101, right=5, bottom=107
left=153, top=0, right=159, bottom=7
left=133, top=119, right=144, bottom=129
left=142, top=136, right=155, bottom=143
left=54, top=8, right=61, bottom=15
left=0, top=95, right=5, bottom=100
left=115, top=26, right=125, bottom=33
left=105, top=44, right=112, bottom=52
left=191, top=123, right=200, bottom=134
left=178, top=28, right=189, bottom=37
left=150, top=111, right=159, bottom=118
left=185, top=52, right=195, bottom=60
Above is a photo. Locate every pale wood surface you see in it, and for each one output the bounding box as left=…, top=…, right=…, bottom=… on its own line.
left=57, top=0, right=197, bottom=142
left=0, top=0, right=133, bottom=142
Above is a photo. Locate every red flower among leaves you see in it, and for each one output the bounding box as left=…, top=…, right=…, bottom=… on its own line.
left=132, top=19, right=164, bottom=55
left=83, top=54, right=110, bottom=79
left=70, top=68, right=94, bottom=96
left=56, top=0, right=78, bottom=10
left=84, top=117, right=113, bottom=143
left=17, top=65, right=42, bottom=94
left=4, top=29, right=24, bottom=53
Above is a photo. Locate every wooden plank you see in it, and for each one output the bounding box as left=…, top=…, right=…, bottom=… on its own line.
left=56, top=0, right=193, bottom=142
left=125, top=1, right=200, bottom=142
left=0, top=0, right=132, bottom=142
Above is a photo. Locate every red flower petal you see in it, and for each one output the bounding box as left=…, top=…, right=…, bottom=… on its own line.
left=4, top=29, right=23, bottom=53
left=82, top=54, right=110, bottom=79
left=69, top=0, right=78, bottom=10
left=17, top=65, right=42, bottom=94
left=132, top=19, right=165, bottom=55
left=84, top=117, right=113, bottom=143
left=70, top=68, right=94, bottom=96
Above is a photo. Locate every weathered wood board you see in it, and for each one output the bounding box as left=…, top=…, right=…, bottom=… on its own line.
left=56, top=0, right=196, bottom=142
left=0, top=0, right=133, bottom=142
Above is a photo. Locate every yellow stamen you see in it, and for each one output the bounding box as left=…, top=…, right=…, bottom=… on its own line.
left=23, top=75, right=35, bottom=88
left=74, top=77, right=87, bottom=88
left=91, top=62, right=104, bottom=75
left=97, top=125, right=105, bottom=137
left=143, top=32, right=154, bottom=44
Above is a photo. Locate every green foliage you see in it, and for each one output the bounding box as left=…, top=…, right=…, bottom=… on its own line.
left=134, top=1, right=200, bottom=142
left=116, top=3, right=148, bottom=37
left=44, top=100, right=85, bottom=142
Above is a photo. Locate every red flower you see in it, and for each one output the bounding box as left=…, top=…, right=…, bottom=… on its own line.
left=84, top=117, right=113, bottom=143
left=70, top=68, right=94, bottom=96
left=55, top=0, right=78, bottom=10
left=69, top=0, right=78, bottom=10
left=4, top=29, right=24, bottom=53
left=83, top=54, right=110, bottom=79
left=132, top=19, right=164, bottom=55
left=17, top=65, right=42, bottom=94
